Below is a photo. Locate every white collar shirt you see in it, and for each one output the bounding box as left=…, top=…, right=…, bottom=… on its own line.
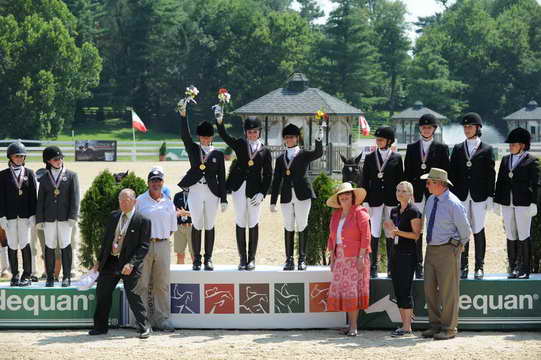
left=135, top=191, right=177, bottom=239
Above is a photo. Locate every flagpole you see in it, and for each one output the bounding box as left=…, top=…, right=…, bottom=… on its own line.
left=132, top=111, right=137, bottom=161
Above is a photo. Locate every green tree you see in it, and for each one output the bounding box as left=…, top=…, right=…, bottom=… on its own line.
left=0, top=0, right=102, bottom=138
left=297, top=0, right=324, bottom=23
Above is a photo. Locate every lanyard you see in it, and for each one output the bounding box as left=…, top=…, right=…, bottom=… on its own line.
left=47, top=167, right=65, bottom=195
left=375, top=149, right=391, bottom=178
left=10, top=166, right=26, bottom=195
left=247, top=141, right=262, bottom=166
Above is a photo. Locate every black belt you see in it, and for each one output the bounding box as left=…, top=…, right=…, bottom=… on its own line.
left=150, top=238, right=168, bottom=242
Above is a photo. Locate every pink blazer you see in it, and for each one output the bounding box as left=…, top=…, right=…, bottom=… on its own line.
left=327, top=205, right=371, bottom=257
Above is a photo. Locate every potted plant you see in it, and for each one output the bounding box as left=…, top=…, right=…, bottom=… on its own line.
left=159, top=141, right=167, bottom=161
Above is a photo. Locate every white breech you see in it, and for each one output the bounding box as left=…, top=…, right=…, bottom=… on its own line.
left=232, top=181, right=261, bottom=228
left=30, top=225, right=38, bottom=275
left=0, top=247, right=8, bottom=271
left=368, top=205, right=393, bottom=238
left=188, top=182, right=220, bottom=230
left=501, top=205, right=532, bottom=241
left=43, top=221, right=73, bottom=249
left=5, top=218, right=31, bottom=250
left=461, top=195, right=487, bottom=235
left=280, top=189, right=311, bottom=232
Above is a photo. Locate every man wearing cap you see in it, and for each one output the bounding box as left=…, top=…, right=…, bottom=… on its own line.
left=270, top=123, right=324, bottom=271
left=135, top=167, right=177, bottom=332
left=90, top=188, right=151, bottom=339
left=421, top=168, right=471, bottom=340
left=449, top=113, right=495, bottom=280
left=0, top=141, right=38, bottom=286
left=494, top=128, right=539, bottom=280
left=361, top=126, right=403, bottom=278
left=178, top=97, right=227, bottom=271
left=404, top=113, right=450, bottom=279
left=215, top=111, right=272, bottom=271
left=36, top=146, right=80, bottom=287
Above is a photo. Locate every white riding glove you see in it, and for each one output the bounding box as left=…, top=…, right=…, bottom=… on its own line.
left=270, top=204, right=278, bottom=213
left=176, top=97, right=189, bottom=115
left=221, top=203, right=228, bottom=213
left=530, top=203, right=538, bottom=217
left=362, top=202, right=369, bottom=209
left=485, top=197, right=493, bottom=211
left=213, top=104, right=224, bottom=124
left=492, top=203, right=501, bottom=216
left=0, top=217, right=7, bottom=230
left=250, top=193, right=264, bottom=207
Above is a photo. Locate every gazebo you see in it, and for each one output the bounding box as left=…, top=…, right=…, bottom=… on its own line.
left=232, top=73, right=364, bottom=150
left=390, top=101, right=446, bottom=144
left=503, top=100, right=541, bottom=142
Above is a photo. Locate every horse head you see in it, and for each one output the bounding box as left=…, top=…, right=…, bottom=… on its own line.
left=340, top=152, right=363, bottom=187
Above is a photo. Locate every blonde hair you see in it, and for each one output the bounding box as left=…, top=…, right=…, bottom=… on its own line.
left=396, top=181, right=414, bottom=202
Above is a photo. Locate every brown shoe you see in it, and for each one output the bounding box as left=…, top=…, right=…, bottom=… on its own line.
left=421, top=328, right=440, bottom=338
left=433, top=331, right=456, bottom=340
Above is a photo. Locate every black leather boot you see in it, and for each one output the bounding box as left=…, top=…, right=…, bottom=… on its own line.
left=298, top=229, right=308, bottom=271
left=61, top=245, right=72, bottom=287
left=385, top=237, right=393, bottom=278
left=8, top=248, right=19, bottom=286
left=191, top=228, right=202, bottom=271
left=247, top=225, right=258, bottom=271
left=460, top=242, right=469, bottom=279
left=283, top=230, right=295, bottom=271
left=474, top=229, right=486, bottom=279
left=203, top=228, right=215, bottom=271
left=415, top=233, right=424, bottom=279
left=19, top=244, right=32, bottom=286
left=507, top=240, right=518, bottom=279
left=236, top=225, right=247, bottom=271
left=517, top=238, right=531, bottom=279
left=44, top=246, right=55, bottom=287
left=370, top=236, right=379, bottom=278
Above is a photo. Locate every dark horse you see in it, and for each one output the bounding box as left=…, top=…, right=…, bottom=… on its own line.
left=113, top=170, right=129, bottom=183
left=340, top=152, right=363, bottom=187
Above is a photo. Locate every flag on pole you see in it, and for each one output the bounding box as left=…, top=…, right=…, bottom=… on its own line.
left=359, top=114, right=370, bottom=136
left=132, top=110, right=148, bottom=133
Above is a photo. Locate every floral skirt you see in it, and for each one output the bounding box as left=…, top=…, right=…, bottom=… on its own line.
left=327, top=245, right=370, bottom=312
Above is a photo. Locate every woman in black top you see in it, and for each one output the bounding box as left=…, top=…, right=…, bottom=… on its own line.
left=384, top=181, right=422, bottom=337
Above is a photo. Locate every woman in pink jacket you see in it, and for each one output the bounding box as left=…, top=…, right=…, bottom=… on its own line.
left=326, top=182, right=371, bottom=337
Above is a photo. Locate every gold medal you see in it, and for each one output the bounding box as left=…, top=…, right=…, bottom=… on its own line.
left=18, top=189, right=23, bottom=196
left=54, top=189, right=60, bottom=196
left=199, top=164, right=206, bottom=171
left=508, top=172, right=513, bottom=179
left=248, top=160, right=254, bottom=167
left=286, top=169, right=291, bottom=176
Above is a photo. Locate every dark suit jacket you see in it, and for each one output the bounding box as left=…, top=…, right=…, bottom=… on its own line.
left=404, top=140, right=450, bottom=202
left=36, top=169, right=79, bottom=223
left=270, top=140, right=323, bottom=204
left=0, top=167, right=37, bottom=220
left=177, top=114, right=227, bottom=203
left=362, top=151, right=403, bottom=207
left=449, top=141, right=495, bottom=202
left=97, top=211, right=151, bottom=273
left=494, top=153, right=539, bottom=207
left=216, top=121, right=273, bottom=197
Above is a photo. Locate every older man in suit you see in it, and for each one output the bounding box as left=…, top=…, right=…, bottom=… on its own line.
left=89, top=188, right=151, bottom=339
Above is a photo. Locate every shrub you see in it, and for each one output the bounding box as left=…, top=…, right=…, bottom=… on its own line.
left=159, top=142, right=167, bottom=156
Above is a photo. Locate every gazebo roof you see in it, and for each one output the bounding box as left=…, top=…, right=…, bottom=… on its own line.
left=391, top=101, right=448, bottom=121
left=503, top=100, right=541, bottom=121
left=232, top=73, right=363, bottom=116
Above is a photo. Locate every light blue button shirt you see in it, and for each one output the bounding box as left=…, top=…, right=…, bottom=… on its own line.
left=424, top=189, right=471, bottom=245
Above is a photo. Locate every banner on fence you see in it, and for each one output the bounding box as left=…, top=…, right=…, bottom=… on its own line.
left=75, top=140, right=117, bottom=161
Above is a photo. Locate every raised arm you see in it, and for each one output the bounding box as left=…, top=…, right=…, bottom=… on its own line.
left=178, top=102, right=195, bottom=147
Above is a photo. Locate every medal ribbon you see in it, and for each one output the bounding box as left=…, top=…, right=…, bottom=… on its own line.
left=10, top=166, right=25, bottom=192
left=47, top=167, right=65, bottom=192
left=375, top=149, right=391, bottom=175
left=463, top=140, right=479, bottom=162
left=199, top=145, right=215, bottom=167
left=420, top=140, right=431, bottom=165
left=508, top=152, right=526, bottom=173
left=247, top=140, right=262, bottom=162
left=283, top=150, right=296, bottom=172
left=112, top=213, right=131, bottom=254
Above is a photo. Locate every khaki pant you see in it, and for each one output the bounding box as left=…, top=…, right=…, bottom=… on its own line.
left=424, top=243, right=461, bottom=333
left=136, top=239, right=171, bottom=328
left=173, top=225, right=193, bottom=255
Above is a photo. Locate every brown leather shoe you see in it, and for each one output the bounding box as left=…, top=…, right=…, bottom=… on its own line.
left=433, top=330, right=456, bottom=340
left=421, top=328, right=440, bottom=338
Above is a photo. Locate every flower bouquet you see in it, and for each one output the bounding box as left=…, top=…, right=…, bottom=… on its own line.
left=176, top=85, right=199, bottom=113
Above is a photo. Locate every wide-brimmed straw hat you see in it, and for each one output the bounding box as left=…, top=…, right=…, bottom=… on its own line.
left=420, top=167, right=453, bottom=186
left=326, top=182, right=367, bottom=209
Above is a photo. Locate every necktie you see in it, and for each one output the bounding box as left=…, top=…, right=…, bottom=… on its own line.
left=426, top=197, right=439, bottom=243
left=121, top=214, right=128, bottom=229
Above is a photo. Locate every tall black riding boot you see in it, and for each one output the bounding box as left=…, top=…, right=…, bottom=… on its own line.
left=283, top=230, right=295, bottom=271
left=298, top=229, right=308, bottom=271
left=507, top=240, right=518, bottom=279
left=19, top=244, right=32, bottom=286
left=191, top=228, right=202, bottom=271
left=385, top=237, right=393, bottom=278
left=460, top=242, right=469, bottom=279
left=517, top=238, right=531, bottom=279
left=236, top=225, right=247, bottom=270
left=61, top=245, right=72, bottom=287
left=247, top=225, right=258, bottom=271
left=8, top=248, right=19, bottom=286
left=370, top=236, right=379, bottom=278
left=44, top=246, right=55, bottom=287
left=204, top=228, right=215, bottom=271
left=474, top=229, right=486, bottom=279
left=415, top=233, right=424, bottom=279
